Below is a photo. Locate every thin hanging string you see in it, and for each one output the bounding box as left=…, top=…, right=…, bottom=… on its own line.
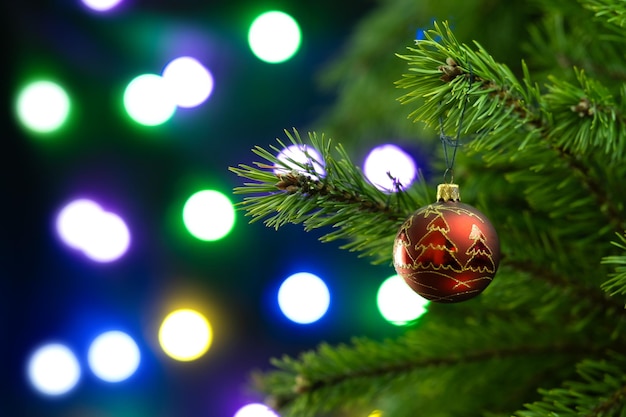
left=439, top=62, right=474, bottom=184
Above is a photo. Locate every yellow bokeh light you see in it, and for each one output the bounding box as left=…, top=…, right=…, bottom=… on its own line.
left=368, top=410, right=383, bottom=417
left=158, top=309, right=212, bottom=361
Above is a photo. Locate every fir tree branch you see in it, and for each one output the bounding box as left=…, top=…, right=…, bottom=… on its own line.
left=524, top=7, right=626, bottom=83
left=506, top=259, right=624, bottom=313
left=544, top=69, right=626, bottom=161
left=601, top=233, right=626, bottom=298
left=396, top=21, right=626, bottom=233
left=580, top=0, right=626, bottom=28
left=549, top=144, right=626, bottom=235
left=497, top=210, right=611, bottom=302
left=396, top=22, right=539, bottom=147
left=516, top=352, right=626, bottom=417
left=230, top=129, right=431, bottom=264
left=255, top=313, right=612, bottom=417
left=291, top=344, right=588, bottom=398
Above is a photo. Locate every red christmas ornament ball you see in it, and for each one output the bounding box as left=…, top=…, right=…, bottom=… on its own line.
left=393, top=184, right=500, bottom=303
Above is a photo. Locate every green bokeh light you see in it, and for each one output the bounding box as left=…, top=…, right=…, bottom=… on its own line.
left=16, top=80, right=71, bottom=134
left=248, top=11, right=301, bottom=63
left=377, top=275, right=429, bottom=325
left=182, top=190, right=235, bottom=241
left=123, top=74, right=176, bottom=126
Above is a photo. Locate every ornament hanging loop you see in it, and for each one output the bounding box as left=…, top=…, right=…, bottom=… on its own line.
left=443, top=167, right=454, bottom=184
left=439, top=61, right=474, bottom=184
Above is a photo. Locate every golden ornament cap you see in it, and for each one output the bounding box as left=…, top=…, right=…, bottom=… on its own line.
left=436, top=183, right=460, bottom=202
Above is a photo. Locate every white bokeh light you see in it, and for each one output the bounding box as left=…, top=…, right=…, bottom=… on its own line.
left=81, top=211, right=131, bottom=262
left=88, top=331, right=140, bottom=383
left=56, top=199, right=103, bottom=250
left=248, top=11, right=302, bottom=63
left=123, top=74, right=176, bottom=126
left=27, top=343, right=81, bottom=396
left=81, top=0, right=123, bottom=12
left=162, top=56, right=214, bottom=108
left=16, top=80, right=71, bottom=134
left=56, top=199, right=131, bottom=263
left=278, top=272, right=330, bottom=324
left=275, top=144, right=325, bottom=178
left=234, top=403, right=280, bottom=417
left=363, top=144, right=417, bottom=192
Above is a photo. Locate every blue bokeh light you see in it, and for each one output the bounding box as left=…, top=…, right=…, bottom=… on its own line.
left=88, top=330, right=141, bottom=383
left=277, top=272, right=331, bottom=324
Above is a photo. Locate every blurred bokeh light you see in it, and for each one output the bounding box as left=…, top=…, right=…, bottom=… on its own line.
left=123, top=74, right=177, bottom=126
left=248, top=11, right=302, bottom=63
left=234, top=403, right=280, bottom=417
left=8, top=1, right=384, bottom=415
left=87, top=331, right=141, bottom=383
left=278, top=272, right=330, bottom=324
left=158, top=309, right=213, bottom=361
left=80, top=0, right=123, bottom=12
left=56, top=199, right=103, bottom=250
left=377, top=275, right=429, bottom=326
left=15, top=80, right=71, bottom=134
left=182, top=189, right=236, bottom=241
left=27, top=343, right=81, bottom=396
left=275, top=144, right=326, bottom=177
left=363, top=144, right=417, bottom=192
left=55, top=199, right=131, bottom=263
left=162, top=56, right=214, bottom=108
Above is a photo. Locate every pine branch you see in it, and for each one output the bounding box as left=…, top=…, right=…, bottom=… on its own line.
left=601, top=233, right=626, bottom=298
left=229, top=129, right=431, bottom=264
left=506, top=259, right=623, bottom=314
left=581, top=0, right=626, bottom=28
left=544, top=68, right=626, bottom=161
left=524, top=5, right=626, bottom=83
left=397, top=20, right=626, bottom=161
left=516, top=352, right=626, bottom=417
left=254, top=312, right=613, bottom=417
left=396, top=21, right=626, bottom=233
left=396, top=21, right=541, bottom=149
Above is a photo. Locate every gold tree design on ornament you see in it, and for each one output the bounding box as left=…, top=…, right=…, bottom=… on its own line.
left=413, top=212, right=463, bottom=272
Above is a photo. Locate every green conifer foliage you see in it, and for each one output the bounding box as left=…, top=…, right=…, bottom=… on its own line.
left=231, top=1, right=626, bottom=415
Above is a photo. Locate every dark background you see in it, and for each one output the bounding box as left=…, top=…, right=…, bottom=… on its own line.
left=1, top=1, right=419, bottom=416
